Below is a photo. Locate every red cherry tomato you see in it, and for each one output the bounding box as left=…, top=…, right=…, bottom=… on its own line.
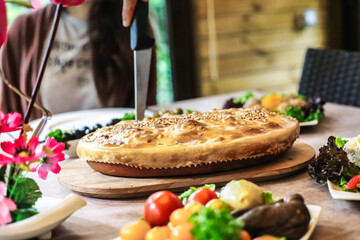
left=144, top=191, right=184, bottom=226
left=187, top=188, right=218, bottom=205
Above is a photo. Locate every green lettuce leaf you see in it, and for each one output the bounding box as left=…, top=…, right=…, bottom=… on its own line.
left=233, top=92, right=254, bottom=104
left=264, top=191, right=275, bottom=204
left=179, top=184, right=216, bottom=205
left=305, top=109, right=323, bottom=122
left=46, top=129, right=70, bottom=150
left=335, top=136, right=348, bottom=149
left=121, top=112, right=135, bottom=120
left=285, top=106, right=305, bottom=122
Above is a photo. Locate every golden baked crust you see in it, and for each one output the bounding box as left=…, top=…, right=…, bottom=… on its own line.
left=77, top=107, right=300, bottom=170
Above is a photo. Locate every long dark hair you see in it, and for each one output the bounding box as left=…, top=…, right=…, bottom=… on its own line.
left=87, top=0, right=134, bottom=106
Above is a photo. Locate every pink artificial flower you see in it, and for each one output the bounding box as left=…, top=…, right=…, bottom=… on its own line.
left=0, top=111, right=23, bottom=133
left=0, top=182, right=16, bottom=226
left=30, top=0, right=43, bottom=9
left=0, top=135, right=42, bottom=165
left=31, top=137, right=65, bottom=180
left=50, top=0, right=86, bottom=7
left=0, top=0, right=6, bottom=49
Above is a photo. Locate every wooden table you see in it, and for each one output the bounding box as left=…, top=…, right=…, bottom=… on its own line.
left=35, top=92, right=360, bottom=240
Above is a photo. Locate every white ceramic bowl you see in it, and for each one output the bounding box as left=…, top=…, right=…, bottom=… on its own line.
left=0, top=194, right=86, bottom=240
left=64, top=139, right=80, bottom=158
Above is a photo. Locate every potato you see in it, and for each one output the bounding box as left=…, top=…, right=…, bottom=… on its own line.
left=219, top=180, right=264, bottom=210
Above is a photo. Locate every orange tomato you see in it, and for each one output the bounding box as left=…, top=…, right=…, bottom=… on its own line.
left=253, top=235, right=282, bottom=240
left=119, top=219, right=151, bottom=240
left=261, top=94, right=283, bottom=111
left=240, top=230, right=252, bottom=240
left=169, top=222, right=194, bottom=240
left=145, top=226, right=171, bottom=240
left=170, top=208, right=193, bottom=227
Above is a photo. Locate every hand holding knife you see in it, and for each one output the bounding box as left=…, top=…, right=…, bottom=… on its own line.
left=130, top=0, right=155, bottom=120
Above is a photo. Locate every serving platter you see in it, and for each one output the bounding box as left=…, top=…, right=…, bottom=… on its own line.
left=299, top=119, right=318, bottom=127
left=58, top=141, right=315, bottom=199
left=327, top=180, right=360, bottom=201
left=29, top=108, right=154, bottom=140
left=111, top=204, right=321, bottom=240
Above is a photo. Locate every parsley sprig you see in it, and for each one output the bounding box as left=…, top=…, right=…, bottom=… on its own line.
left=189, top=207, right=244, bottom=240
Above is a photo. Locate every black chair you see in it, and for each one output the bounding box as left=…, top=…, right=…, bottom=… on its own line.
left=298, top=48, right=360, bottom=107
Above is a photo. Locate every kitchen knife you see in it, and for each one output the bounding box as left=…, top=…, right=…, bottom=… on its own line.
left=130, top=0, right=155, bottom=120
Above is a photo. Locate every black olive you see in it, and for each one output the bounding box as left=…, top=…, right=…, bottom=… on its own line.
left=64, top=132, right=74, bottom=140
left=84, top=128, right=91, bottom=135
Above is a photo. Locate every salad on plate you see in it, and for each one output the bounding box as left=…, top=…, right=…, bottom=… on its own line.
left=223, top=92, right=325, bottom=124
left=308, top=135, right=360, bottom=197
left=118, top=180, right=320, bottom=240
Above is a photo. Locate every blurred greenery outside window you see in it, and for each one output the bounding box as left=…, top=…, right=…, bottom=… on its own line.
left=5, top=0, right=173, bottom=105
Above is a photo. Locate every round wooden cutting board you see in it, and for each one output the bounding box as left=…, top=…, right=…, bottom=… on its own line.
left=58, top=141, right=315, bottom=199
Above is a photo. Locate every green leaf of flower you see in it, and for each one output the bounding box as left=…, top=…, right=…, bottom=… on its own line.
left=11, top=177, right=42, bottom=209
left=11, top=208, right=38, bottom=222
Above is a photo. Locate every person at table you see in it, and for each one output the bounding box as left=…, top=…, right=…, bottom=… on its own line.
left=0, top=0, right=157, bottom=119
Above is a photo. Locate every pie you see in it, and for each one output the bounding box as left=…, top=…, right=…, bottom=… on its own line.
left=77, top=107, right=300, bottom=177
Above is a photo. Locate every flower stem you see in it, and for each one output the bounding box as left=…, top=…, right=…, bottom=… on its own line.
left=6, top=164, right=14, bottom=197
left=8, top=169, right=22, bottom=200
left=23, top=4, right=63, bottom=124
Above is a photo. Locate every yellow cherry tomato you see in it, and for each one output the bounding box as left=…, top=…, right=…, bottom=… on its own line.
left=145, top=226, right=171, bottom=240
left=120, top=219, right=151, bottom=240
left=169, top=222, right=194, bottom=240
left=261, top=94, right=283, bottom=111
left=184, top=201, right=203, bottom=213
left=170, top=208, right=193, bottom=227
left=205, top=199, right=233, bottom=211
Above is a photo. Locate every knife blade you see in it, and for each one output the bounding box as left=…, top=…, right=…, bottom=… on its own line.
left=130, top=1, right=155, bottom=120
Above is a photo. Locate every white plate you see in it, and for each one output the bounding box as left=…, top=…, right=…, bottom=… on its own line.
left=29, top=108, right=154, bottom=158
left=299, top=119, right=318, bottom=127
left=0, top=194, right=86, bottom=240
left=300, top=205, right=322, bottom=240
left=327, top=180, right=360, bottom=200
left=112, top=204, right=321, bottom=240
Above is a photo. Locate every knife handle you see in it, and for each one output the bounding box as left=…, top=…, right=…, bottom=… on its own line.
left=130, top=1, right=155, bottom=50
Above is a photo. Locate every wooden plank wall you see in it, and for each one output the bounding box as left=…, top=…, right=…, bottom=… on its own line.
left=192, top=0, right=328, bottom=96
